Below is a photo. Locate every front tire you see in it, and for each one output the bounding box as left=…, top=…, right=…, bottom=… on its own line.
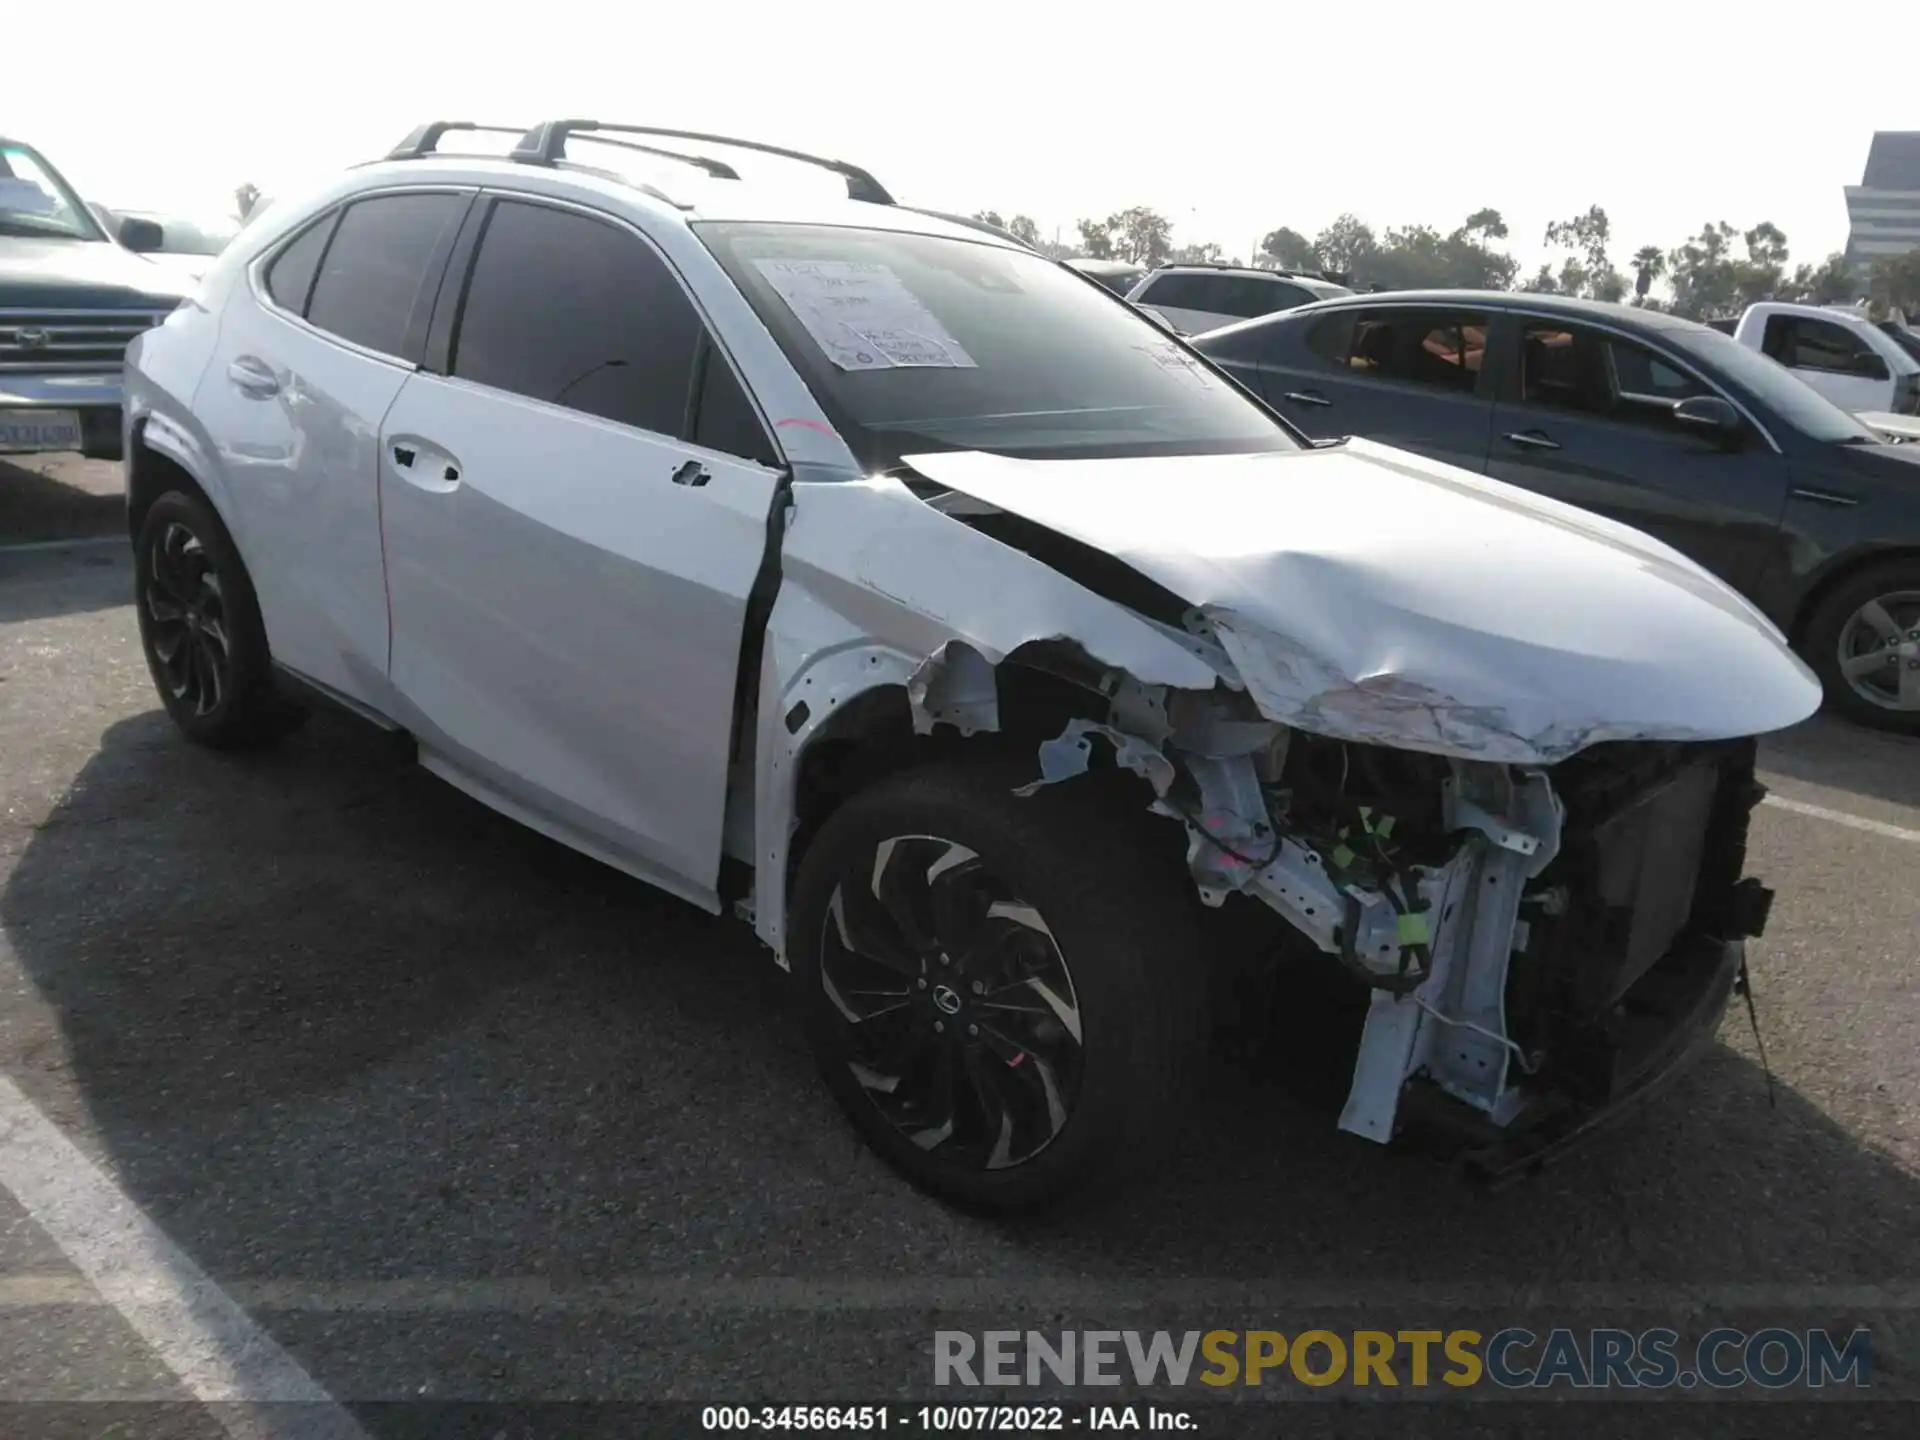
left=788, top=760, right=1209, bottom=1214
left=134, top=489, right=305, bottom=749
left=1801, top=559, right=1920, bottom=735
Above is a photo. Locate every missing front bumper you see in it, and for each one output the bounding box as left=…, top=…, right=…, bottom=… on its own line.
left=1401, top=935, right=1744, bottom=1188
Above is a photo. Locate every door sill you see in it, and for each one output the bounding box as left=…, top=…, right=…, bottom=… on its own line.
left=416, top=748, right=724, bottom=917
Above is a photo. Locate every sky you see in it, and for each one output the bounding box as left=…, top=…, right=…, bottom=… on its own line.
left=9, top=1, right=1916, bottom=272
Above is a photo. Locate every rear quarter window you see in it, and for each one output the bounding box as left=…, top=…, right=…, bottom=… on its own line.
left=263, top=213, right=337, bottom=316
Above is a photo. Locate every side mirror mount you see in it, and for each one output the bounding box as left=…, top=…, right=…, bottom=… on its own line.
left=118, top=217, right=164, bottom=253
left=1673, top=394, right=1744, bottom=448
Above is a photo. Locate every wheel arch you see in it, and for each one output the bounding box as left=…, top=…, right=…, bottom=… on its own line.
left=126, top=415, right=238, bottom=549
left=752, top=636, right=1149, bottom=966
left=1789, top=544, right=1920, bottom=646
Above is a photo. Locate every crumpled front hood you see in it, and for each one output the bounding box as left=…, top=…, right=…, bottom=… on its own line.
left=0, top=236, right=192, bottom=309
left=902, top=440, right=1822, bottom=763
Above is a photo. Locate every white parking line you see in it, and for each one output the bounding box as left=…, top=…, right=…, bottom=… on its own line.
left=0, top=1073, right=367, bottom=1436
left=0, top=534, right=125, bottom=556
left=1761, top=794, right=1920, bottom=844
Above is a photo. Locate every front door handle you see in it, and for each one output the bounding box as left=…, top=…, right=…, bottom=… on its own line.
left=227, top=356, right=280, bottom=398
left=671, top=459, right=711, bottom=488
left=1502, top=430, right=1560, bottom=451
left=1281, top=390, right=1332, bottom=407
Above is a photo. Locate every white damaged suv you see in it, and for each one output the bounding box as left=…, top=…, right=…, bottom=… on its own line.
left=123, top=121, right=1821, bottom=1212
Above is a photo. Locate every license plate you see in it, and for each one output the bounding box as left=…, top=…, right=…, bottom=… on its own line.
left=0, top=408, right=83, bottom=455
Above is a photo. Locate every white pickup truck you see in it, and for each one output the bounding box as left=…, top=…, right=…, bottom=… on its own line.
left=1716, top=301, right=1920, bottom=421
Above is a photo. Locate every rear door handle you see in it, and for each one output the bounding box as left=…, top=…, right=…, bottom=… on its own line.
left=227, top=356, right=280, bottom=398
left=388, top=439, right=461, bottom=492
left=671, top=459, right=711, bottom=488
left=1502, top=430, right=1560, bottom=451
left=1281, top=390, right=1332, bottom=407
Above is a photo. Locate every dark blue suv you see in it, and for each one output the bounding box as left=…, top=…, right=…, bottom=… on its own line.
left=1192, top=291, right=1920, bottom=734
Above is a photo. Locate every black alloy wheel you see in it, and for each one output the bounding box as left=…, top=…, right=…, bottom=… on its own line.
left=789, top=761, right=1208, bottom=1213
left=134, top=489, right=305, bottom=748
left=818, top=834, right=1085, bottom=1170
left=144, top=520, right=231, bottom=718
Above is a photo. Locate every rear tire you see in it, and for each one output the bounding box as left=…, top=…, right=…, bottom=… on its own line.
left=788, top=760, right=1209, bottom=1214
left=134, top=489, right=306, bottom=749
left=1801, top=559, right=1920, bottom=735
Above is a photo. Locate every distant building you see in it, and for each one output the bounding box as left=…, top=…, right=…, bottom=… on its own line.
left=1844, top=131, right=1920, bottom=271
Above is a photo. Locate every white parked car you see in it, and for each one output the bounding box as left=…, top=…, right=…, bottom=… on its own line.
left=124, top=120, right=1819, bottom=1212
left=1724, top=300, right=1920, bottom=415
left=1126, top=263, right=1352, bottom=336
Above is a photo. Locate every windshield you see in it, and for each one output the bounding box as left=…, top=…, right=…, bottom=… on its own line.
left=695, top=221, right=1300, bottom=470
left=0, top=142, right=103, bottom=241
left=1669, top=327, right=1884, bottom=444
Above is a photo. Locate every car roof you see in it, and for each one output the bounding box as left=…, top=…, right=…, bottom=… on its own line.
left=1152, top=264, right=1288, bottom=278
left=1226, top=288, right=1716, bottom=335
left=333, top=154, right=1025, bottom=253
left=334, top=122, right=1039, bottom=256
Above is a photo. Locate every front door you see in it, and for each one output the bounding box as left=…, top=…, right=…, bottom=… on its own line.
left=378, top=196, right=786, bottom=904
left=1484, top=316, right=1790, bottom=594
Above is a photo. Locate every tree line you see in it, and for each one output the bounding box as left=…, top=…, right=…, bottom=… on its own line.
left=972, top=204, right=1920, bottom=320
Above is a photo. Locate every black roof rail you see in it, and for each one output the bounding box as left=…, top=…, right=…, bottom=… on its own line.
left=561, top=133, right=739, bottom=181
left=386, top=122, right=528, bottom=161
left=510, top=121, right=895, bottom=205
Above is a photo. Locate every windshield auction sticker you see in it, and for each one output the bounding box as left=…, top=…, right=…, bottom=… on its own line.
left=755, top=259, right=978, bottom=371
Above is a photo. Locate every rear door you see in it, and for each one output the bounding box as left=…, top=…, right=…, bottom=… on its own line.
left=1484, top=314, right=1790, bottom=592
left=1253, top=304, right=1498, bottom=474
left=377, top=195, right=786, bottom=904
left=193, top=187, right=471, bottom=705
left=1757, top=312, right=1893, bottom=412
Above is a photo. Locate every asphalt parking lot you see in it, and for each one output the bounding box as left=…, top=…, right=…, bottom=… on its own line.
left=1, top=456, right=1917, bottom=1437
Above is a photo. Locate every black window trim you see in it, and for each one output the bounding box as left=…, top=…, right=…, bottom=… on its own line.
left=433, top=187, right=784, bottom=469
left=247, top=183, right=477, bottom=367
left=1502, top=306, right=1782, bottom=454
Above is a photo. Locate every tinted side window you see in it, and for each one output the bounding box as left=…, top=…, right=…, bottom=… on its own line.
left=452, top=200, right=701, bottom=436
left=306, top=193, right=464, bottom=358
left=1210, top=276, right=1310, bottom=319
left=1781, top=317, right=1876, bottom=375
left=1307, top=312, right=1357, bottom=365
left=1329, top=310, right=1488, bottom=392
left=1139, top=273, right=1215, bottom=310
left=265, top=214, right=333, bottom=316
left=1521, top=324, right=1707, bottom=431
left=1608, top=340, right=1706, bottom=402
left=693, top=344, right=777, bottom=465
